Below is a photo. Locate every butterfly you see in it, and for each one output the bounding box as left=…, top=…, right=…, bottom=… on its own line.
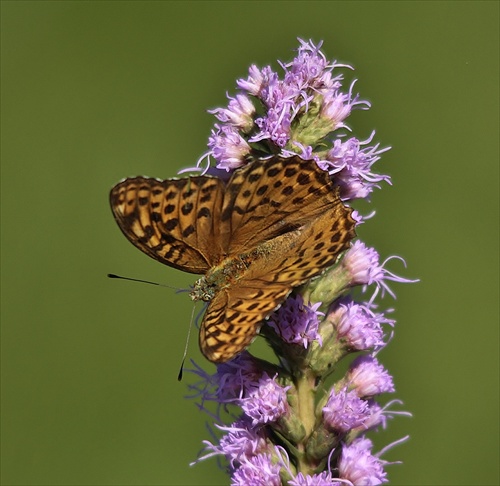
left=110, top=156, right=356, bottom=363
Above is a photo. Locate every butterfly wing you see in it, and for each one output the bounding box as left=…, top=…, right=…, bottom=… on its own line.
left=220, top=156, right=341, bottom=256
left=242, top=196, right=357, bottom=287
left=199, top=285, right=291, bottom=363
left=110, top=176, right=225, bottom=274
left=200, top=181, right=357, bottom=363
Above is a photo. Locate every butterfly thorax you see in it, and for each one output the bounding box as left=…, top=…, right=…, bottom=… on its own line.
left=189, top=246, right=273, bottom=303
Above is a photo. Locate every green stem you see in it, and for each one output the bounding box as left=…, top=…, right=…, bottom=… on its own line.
left=295, top=368, right=317, bottom=474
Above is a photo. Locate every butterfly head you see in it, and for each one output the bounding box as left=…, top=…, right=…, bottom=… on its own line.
left=190, top=277, right=216, bottom=302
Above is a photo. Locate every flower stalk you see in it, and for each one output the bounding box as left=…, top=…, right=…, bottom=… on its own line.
left=187, top=39, right=415, bottom=485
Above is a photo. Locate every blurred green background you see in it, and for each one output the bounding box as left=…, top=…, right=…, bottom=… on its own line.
left=1, top=1, right=498, bottom=485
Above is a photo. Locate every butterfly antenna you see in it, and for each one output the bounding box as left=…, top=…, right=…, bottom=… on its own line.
left=175, top=287, right=192, bottom=295
left=177, top=303, right=197, bottom=381
left=107, top=273, right=179, bottom=291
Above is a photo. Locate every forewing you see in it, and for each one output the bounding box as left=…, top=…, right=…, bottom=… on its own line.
left=220, top=156, right=341, bottom=255
left=110, top=176, right=225, bottom=274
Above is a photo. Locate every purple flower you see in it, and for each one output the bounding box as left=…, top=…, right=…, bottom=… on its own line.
left=209, top=93, right=255, bottom=132
left=231, top=453, right=282, bottom=486
left=284, top=39, right=331, bottom=90
left=319, top=90, right=353, bottom=130
left=242, top=65, right=298, bottom=148
left=218, top=418, right=269, bottom=463
left=338, top=437, right=388, bottom=485
left=288, top=471, right=342, bottom=486
left=195, top=417, right=269, bottom=467
left=208, top=124, right=251, bottom=170
left=268, top=294, right=324, bottom=348
left=359, top=400, right=387, bottom=431
left=342, top=241, right=381, bottom=287
left=347, top=355, right=395, bottom=397
left=214, top=352, right=263, bottom=400
left=229, top=38, right=374, bottom=159
left=253, top=104, right=293, bottom=147
left=187, top=352, right=264, bottom=405
left=354, top=399, right=411, bottom=432
left=321, top=134, right=391, bottom=200
left=330, top=299, right=390, bottom=351
left=323, top=386, right=371, bottom=433
left=237, top=64, right=274, bottom=97
left=342, top=241, right=417, bottom=301
left=239, top=374, right=290, bottom=426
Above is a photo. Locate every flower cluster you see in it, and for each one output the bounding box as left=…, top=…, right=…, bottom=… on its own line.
left=199, top=38, right=391, bottom=202
left=188, top=39, right=414, bottom=485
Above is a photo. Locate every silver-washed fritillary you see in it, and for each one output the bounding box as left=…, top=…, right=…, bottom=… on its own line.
left=110, top=156, right=356, bottom=362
